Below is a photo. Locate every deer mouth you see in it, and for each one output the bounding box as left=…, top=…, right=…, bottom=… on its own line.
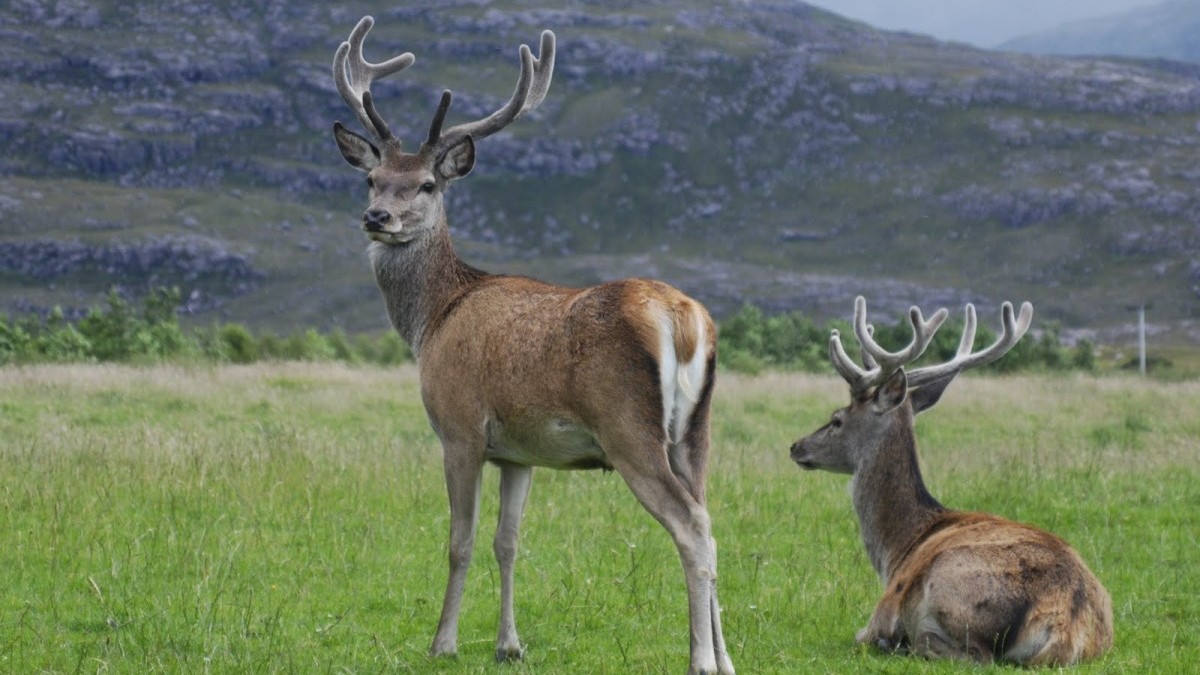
left=364, top=228, right=414, bottom=245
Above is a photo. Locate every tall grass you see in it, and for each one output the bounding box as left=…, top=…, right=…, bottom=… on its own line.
left=0, top=365, right=1196, bottom=673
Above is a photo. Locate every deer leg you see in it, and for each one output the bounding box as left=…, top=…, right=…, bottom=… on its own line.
left=669, top=436, right=733, bottom=675
left=493, top=463, right=533, bottom=662
left=910, top=627, right=984, bottom=662
left=609, top=445, right=723, bottom=675
left=708, top=542, right=735, bottom=675
left=858, top=594, right=904, bottom=652
left=430, top=449, right=484, bottom=657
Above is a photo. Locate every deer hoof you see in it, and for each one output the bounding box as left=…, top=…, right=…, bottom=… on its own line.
left=495, top=644, right=524, bottom=662
left=494, top=643, right=523, bottom=658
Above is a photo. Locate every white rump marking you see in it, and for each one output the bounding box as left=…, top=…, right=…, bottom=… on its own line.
left=653, top=304, right=707, bottom=444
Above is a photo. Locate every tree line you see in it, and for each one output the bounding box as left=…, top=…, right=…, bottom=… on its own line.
left=0, top=288, right=1095, bottom=373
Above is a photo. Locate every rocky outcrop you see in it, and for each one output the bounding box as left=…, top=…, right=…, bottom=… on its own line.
left=2, top=1, right=1199, bottom=330
left=0, top=236, right=262, bottom=291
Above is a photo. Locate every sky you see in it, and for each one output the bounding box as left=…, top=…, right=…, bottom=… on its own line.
left=802, top=0, right=1162, bottom=47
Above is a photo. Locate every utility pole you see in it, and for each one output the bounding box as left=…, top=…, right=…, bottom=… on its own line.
left=1126, top=303, right=1152, bottom=375
left=1137, top=304, right=1146, bottom=376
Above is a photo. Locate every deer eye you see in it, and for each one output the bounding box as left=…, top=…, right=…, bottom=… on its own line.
left=420, top=181, right=436, bottom=194
left=831, top=416, right=843, bottom=429
left=366, top=176, right=375, bottom=190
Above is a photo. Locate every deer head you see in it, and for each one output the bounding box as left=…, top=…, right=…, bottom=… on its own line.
left=792, top=296, right=1033, bottom=474
left=331, top=16, right=555, bottom=245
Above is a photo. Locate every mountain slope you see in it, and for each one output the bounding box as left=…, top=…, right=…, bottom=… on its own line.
left=999, top=0, right=1200, bottom=62
left=2, top=0, right=1199, bottom=342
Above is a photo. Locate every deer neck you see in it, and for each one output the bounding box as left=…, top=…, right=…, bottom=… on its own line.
left=851, top=405, right=946, bottom=583
left=367, top=223, right=486, bottom=357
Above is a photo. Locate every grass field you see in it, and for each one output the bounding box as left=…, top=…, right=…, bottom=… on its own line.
left=0, top=364, right=1197, bottom=673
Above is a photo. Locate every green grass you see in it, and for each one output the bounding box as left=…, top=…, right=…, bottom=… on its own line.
left=0, top=364, right=1196, bottom=673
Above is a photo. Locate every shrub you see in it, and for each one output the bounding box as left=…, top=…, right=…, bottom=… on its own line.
left=215, top=323, right=259, bottom=364
left=719, top=305, right=826, bottom=370
left=73, top=288, right=191, bottom=362
left=326, top=329, right=362, bottom=364
left=371, top=331, right=411, bottom=365
left=0, top=316, right=32, bottom=364
left=281, top=329, right=336, bottom=362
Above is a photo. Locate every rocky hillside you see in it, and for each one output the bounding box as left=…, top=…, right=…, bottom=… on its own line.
left=2, top=0, right=1199, bottom=343
left=1000, top=0, right=1200, bottom=63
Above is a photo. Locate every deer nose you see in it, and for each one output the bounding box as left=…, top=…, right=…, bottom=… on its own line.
left=790, top=440, right=812, bottom=467
left=362, top=209, right=391, bottom=232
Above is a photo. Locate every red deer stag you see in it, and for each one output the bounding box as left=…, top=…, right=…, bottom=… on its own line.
left=330, top=17, right=734, bottom=674
left=790, top=297, right=1112, bottom=665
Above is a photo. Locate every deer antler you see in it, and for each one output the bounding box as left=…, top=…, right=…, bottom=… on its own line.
left=906, top=301, right=1034, bottom=388
left=424, top=30, right=555, bottom=154
left=333, top=16, right=415, bottom=144
left=829, top=296, right=949, bottom=398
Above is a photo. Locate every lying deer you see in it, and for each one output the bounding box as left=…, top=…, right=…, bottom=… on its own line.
left=330, top=17, right=734, bottom=674
left=790, top=297, right=1113, bottom=665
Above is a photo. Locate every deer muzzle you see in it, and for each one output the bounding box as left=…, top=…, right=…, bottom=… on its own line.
left=362, top=209, right=393, bottom=233
left=790, top=439, right=816, bottom=469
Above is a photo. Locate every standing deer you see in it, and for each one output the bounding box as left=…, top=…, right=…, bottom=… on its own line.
left=330, top=17, right=734, bottom=674
left=790, top=297, right=1112, bottom=665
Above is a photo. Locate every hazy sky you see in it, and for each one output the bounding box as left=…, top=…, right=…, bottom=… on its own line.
left=802, top=0, right=1161, bottom=47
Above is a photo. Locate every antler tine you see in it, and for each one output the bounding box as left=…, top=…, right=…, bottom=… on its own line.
left=362, top=91, right=393, bottom=142
left=908, top=301, right=1034, bottom=388
left=829, top=328, right=870, bottom=391
left=522, top=30, right=557, bottom=111
left=955, top=303, right=978, bottom=358
left=426, top=90, right=453, bottom=146
left=859, top=324, right=878, bottom=369
left=856, top=297, right=949, bottom=379
left=830, top=297, right=948, bottom=397
left=430, top=29, right=555, bottom=151
left=333, top=16, right=415, bottom=144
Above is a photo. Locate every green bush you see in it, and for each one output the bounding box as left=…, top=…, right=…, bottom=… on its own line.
left=370, top=331, right=412, bottom=365
left=34, top=311, right=93, bottom=362
left=213, top=323, right=259, bottom=364
left=71, top=288, right=191, bottom=362
left=718, top=305, right=826, bottom=371
left=326, top=329, right=362, bottom=364
left=719, top=348, right=765, bottom=375
left=0, top=317, right=32, bottom=364
left=280, top=329, right=336, bottom=362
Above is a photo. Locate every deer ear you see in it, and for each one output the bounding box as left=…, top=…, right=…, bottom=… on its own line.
left=911, top=373, right=956, bottom=414
left=872, top=368, right=908, bottom=414
left=437, top=134, right=475, bottom=180
left=334, top=122, right=381, bottom=172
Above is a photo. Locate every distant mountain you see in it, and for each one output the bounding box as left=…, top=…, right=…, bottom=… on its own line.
left=2, top=1, right=1199, bottom=342
left=999, top=0, right=1200, bottom=62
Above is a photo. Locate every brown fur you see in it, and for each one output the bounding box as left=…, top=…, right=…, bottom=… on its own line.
left=417, top=276, right=707, bottom=457
left=868, top=510, right=1114, bottom=665
left=791, top=303, right=1113, bottom=667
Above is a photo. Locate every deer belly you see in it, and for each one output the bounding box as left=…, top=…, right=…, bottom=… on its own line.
left=485, top=417, right=610, bottom=470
